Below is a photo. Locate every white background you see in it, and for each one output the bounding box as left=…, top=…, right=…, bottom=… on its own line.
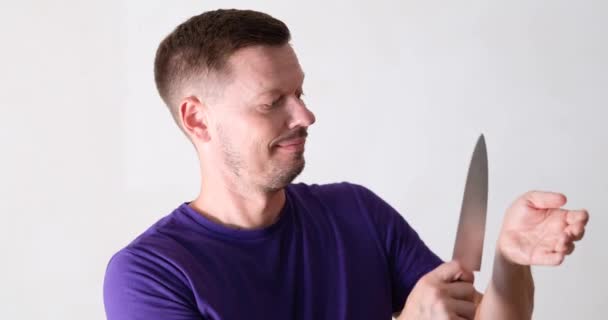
left=1, top=0, right=606, bottom=319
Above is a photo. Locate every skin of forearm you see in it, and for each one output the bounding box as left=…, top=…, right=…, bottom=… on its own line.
left=475, top=249, right=535, bottom=320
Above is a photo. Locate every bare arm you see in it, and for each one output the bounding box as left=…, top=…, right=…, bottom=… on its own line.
left=397, top=190, right=588, bottom=320
left=475, top=190, right=588, bottom=320
left=474, top=250, right=534, bottom=320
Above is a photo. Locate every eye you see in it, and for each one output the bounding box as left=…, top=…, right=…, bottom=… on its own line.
left=260, top=96, right=284, bottom=111
left=296, top=90, right=305, bottom=101
left=271, top=96, right=284, bottom=106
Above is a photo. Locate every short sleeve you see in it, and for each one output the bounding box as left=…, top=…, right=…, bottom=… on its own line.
left=103, top=248, right=203, bottom=320
left=350, top=183, right=443, bottom=313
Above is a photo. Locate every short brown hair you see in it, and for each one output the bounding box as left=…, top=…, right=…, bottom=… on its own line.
left=154, top=9, right=291, bottom=134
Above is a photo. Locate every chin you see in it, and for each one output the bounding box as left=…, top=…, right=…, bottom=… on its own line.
left=263, top=160, right=306, bottom=192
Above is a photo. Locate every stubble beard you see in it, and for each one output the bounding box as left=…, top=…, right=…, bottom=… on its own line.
left=263, top=152, right=305, bottom=192
left=219, top=138, right=306, bottom=193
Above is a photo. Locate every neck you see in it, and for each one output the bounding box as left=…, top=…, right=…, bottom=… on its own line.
left=188, top=165, right=287, bottom=230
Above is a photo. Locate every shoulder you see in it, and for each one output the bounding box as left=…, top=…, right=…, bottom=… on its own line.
left=104, top=205, right=195, bottom=290
left=288, top=181, right=394, bottom=215
left=287, top=181, right=397, bottom=236
left=286, top=181, right=378, bottom=206
left=103, top=208, right=200, bottom=318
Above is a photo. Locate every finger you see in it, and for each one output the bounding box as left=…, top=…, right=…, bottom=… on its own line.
left=555, top=238, right=570, bottom=253
left=535, top=251, right=565, bottom=266
left=564, top=242, right=575, bottom=255
left=447, top=298, right=476, bottom=319
left=523, top=191, right=567, bottom=209
left=446, top=281, right=476, bottom=301
left=453, top=268, right=475, bottom=283
left=565, top=223, right=586, bottom=241
left=554, top=234, right=573, bottom=253
left=566, top=209, right=589, bottom=225
left=436, top=261, right=475, bottom=283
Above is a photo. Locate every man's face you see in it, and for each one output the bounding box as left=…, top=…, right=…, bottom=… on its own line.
left=206, top=44, right=315, bottom=192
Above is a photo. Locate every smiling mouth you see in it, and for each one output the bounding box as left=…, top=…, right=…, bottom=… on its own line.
left=277, top=137, right=306, bottom=147
left=273, top=137, right=307, bottom=153
left=272, top=129, right=308, bottom=149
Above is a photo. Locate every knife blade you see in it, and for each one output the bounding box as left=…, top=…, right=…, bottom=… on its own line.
left=452, top=134, right=489, bottom=271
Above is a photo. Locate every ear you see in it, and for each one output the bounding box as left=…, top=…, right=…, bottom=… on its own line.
left=179, top=96, right=211, bottom=142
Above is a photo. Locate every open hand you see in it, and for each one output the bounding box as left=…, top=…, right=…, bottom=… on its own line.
left=498, top=191, right=589, bottom=266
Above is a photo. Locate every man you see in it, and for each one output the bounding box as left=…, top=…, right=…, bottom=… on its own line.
left=104, top=9, right=589, bottom=320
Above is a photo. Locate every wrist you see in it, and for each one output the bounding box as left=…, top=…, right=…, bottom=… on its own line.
left=491, top=242, right=535, bottom=313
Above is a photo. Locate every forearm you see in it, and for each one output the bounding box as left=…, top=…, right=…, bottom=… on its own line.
left=475, top=250, right=535, bottom=320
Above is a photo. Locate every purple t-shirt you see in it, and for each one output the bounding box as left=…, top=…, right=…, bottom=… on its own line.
left=104, top=182, right=442, bottom=319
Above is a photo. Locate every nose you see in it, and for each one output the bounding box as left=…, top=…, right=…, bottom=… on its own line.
left=287, top=96, right=316, bottom=129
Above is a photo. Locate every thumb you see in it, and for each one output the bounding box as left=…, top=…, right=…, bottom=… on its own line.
left=522, top=191, right=567, bottom=209
left=434, top=260, right=475, bottom=283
